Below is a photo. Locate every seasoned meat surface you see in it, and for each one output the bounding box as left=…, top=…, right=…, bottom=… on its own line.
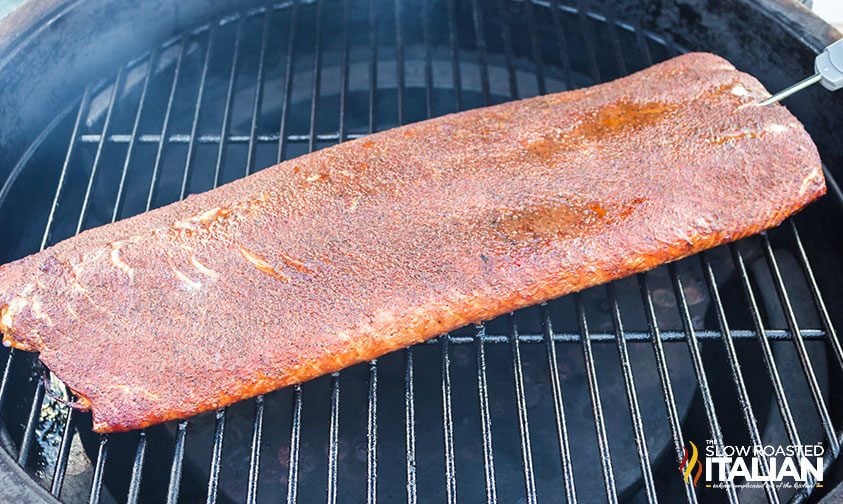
left=0, top=53, right=825, bottom=432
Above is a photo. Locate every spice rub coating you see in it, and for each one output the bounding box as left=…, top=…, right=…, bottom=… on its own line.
left=0, top=53, right=825, bottom=432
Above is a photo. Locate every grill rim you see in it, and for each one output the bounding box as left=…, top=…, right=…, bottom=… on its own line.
left=0, top=441, right=56, bottom=504
left=0, top=0, right=275, bottom=190
left=0, top=0, right=842, bottom=503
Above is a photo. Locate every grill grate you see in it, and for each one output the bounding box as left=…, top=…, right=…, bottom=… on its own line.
left=0, top=0, right=842, bottom=502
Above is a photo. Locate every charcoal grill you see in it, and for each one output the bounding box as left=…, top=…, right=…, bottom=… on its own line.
left=1, top=0, right=843, bottom=502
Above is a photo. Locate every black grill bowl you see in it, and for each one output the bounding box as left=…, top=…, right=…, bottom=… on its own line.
left=1, top=0, right=842, bottom=503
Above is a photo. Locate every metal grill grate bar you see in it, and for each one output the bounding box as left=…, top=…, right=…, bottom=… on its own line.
left=41, top=85, right=91, bottom=250
left=420, top=0, right=434, bottom=118
left=523, top=0, right=546, bottom=95
left=469, top=0, right=492, bottom=104
left=76, top=68, right=124, bottom=235
left=145, top=38, right=188, bottom=212
left=605, top=17, right=629, bottom=77
left=670, top=263, right=740, bottom=503
left=286, top=386, right=303, bottom=504
left=437, top=329, right=825, bottom=344
left=576, top=0, right=601, bottom=85
left=50, top=408, right=76, bottom=497
left=473, top=324, right=498, bottom=503
left=366, top=360, right=378, bottom=504
left=788, top=221, right=843, bottom=372
left=214, top=15, right=245, bottom=188
left=607, top=286, right=658, bottom=503
left=246, top=7, right=273, bottom=177
left=508, top=316, right=539, bottom=504
left=404, top=348, right=417, bottom=504
left=497, top=0, right=518, bottom=99
left=785, top=221, right=843, bottom=499
left=307, top=0, right=324, bottom=154
left=180, top=24, right=217, bottom=200
left=539, top=304, right=577, bottom=502
left=639, top=273, right=698, bottom=503
left=700, top=253, right=780, bottom=503
left=730, top=245, right=804, bottom=448
left=760, top=233, right=840, bottom=453
left=327, top=373, right=341, bottom=504
left=206, top=409, right=226, bottom=504
left=126, top=431, right=148, bottom=504
left=0, top=73, right=80, bottom=481
left=338, top=0, right=351, bottom=142
left=88, top=435, right=108, bottom=504
left=445, top=0, right=463, bottom=110
left=17, top=380, right=45, bottom=466
left=276, top=2, right=299, bottom=163
left=550, top=0, right=574, bottom=90
left=113, top=50, right=157, bottom=222
left=394, top=0, right=405, bottom=126
left=575, top=294, right=619, bottom=503
left=166, top=421, right=188, bottom=504
left=0, top=348, right=13, bottom=415
left=440, top=336, right=458, bottom=504
left=246, top=396, right=265, bottom=504
left=367, top=0, right=378, bottom=135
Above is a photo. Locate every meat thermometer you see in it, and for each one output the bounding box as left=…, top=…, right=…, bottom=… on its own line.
left=761, top=39, right=843, bottom=105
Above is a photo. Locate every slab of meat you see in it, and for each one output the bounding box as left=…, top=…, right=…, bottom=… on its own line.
left=0, top=53, right=825, bottom=433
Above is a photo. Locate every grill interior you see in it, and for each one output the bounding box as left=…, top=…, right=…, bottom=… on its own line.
left=0, top=0, right=842, bottom=502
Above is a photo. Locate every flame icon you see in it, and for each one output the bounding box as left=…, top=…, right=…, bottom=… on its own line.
left=679, top=441, right=703, bottom=486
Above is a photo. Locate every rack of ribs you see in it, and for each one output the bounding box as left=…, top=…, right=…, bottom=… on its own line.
left=0, top=53, right=825, bottom=433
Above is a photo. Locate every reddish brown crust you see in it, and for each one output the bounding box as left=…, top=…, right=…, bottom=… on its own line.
left=0, top=53, right=825, bottom=433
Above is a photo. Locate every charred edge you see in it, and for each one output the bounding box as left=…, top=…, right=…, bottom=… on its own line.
left=0, top=303, right=32, bottom=351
